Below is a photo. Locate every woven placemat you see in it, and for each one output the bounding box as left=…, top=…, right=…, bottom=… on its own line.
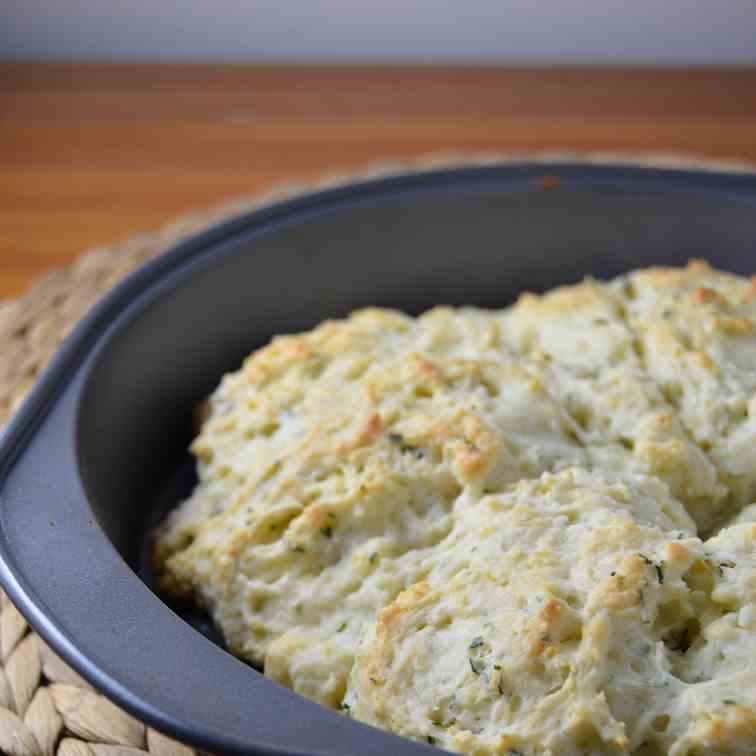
left=0, top=151, right=754, bottom=756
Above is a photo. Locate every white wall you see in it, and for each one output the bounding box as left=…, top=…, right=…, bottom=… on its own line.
left=2, top=0, right=756, bottom=64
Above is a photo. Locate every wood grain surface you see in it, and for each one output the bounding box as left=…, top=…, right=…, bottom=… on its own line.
left=2, top=63, right=755, bottom=299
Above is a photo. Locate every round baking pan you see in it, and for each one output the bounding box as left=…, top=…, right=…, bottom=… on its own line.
left=1, top=162, right=755, bottom=755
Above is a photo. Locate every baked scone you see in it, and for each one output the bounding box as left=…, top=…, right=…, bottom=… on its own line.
left=347, top=482, right=755, bottom=755
left=155, top=306, right=571, bottom=566
left=614, top=262, right=756, bottom=531
left=155, top=309, right=588, bottom=705
left=501, top=275, right=726, bottom=532
left=153, top=261, right=756, bottom=752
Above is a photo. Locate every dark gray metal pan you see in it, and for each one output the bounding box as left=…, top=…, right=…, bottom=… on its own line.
left=1, top=162, right=755, bottom=755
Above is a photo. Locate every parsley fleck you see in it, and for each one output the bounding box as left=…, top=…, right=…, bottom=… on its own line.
left=638, top=554, right=664, bottom=583
left=469, top=657, right=485, bottom=676
left=427, top=735, right=437, bottom=745
left=369, top=552, right=379, bottom=565
left=723, top=699, right=736, bottom=706
left=337, top=622, right=347, bottom=632
left=469, top=636, right=485, bottom=649
left=388, top=431, right=422, bottom=455
left=655, top=562, right=664, bottom=584
left=340, top=702, right=351, bottom=713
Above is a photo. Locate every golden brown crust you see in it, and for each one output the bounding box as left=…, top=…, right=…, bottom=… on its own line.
left=154, top=261, right=756, bottom=754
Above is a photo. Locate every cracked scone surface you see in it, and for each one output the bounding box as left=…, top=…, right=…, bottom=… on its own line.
left=154, top=261, right=756, bottom=753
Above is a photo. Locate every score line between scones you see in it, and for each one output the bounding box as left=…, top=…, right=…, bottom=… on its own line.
left=153, top=261, right=756, bottom=755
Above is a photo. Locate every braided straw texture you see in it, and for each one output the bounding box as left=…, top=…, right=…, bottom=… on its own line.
left=0, top=152, right=754, bottom=756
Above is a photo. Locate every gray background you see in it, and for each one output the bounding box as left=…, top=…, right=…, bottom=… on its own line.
left=2, top=0, right=756, bottom=63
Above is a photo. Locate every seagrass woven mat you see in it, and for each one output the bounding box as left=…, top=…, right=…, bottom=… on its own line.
left=1, top=152, right=754, bottom=756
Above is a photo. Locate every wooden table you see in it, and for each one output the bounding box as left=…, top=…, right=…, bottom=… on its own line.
left=2, top=63, right=755, bottom=299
